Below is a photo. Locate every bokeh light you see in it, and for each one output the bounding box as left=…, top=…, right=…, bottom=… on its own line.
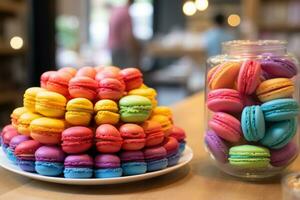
left=183, top=1, right=197, bottom=16
left=10, top=36, right=24, bottom=50
left=195, top=0, right=209, bottom=11
left=228, top=14, right=241, bottom=27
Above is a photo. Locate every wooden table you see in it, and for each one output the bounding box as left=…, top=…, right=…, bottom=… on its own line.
left=0, top=92, right=299, bottom=200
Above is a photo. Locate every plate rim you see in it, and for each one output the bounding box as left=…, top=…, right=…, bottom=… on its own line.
left=0, top=146, right=193, bottom=185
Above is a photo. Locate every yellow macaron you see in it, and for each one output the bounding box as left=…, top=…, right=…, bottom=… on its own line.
left=65, top=98, right=94, bottom=126
left=35, top=91, right=67, bottom=118
left=256, top=78, right=294, bottom=102
left=151, top=114, right=173, bottom=137
left=23, top=87, right=46, bottom=112
left=30, top=117, right=66, bottom=145
left=10, top=107, right=28, bottom=128
left=18, top=112, right=42, bottom=136
left=94, top=99, right=120, bottom=125
left=128, top=87, right=158, bottom=108
left=152, top=106, right=173, bottom=121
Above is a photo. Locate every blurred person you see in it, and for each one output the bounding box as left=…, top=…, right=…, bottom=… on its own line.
left=202, top=13, right=235, bottom=57
left=108, top=0, right=140, bottom=67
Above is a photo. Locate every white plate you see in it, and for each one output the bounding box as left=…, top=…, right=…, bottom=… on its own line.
left=0, top=146, right=193, bottom=185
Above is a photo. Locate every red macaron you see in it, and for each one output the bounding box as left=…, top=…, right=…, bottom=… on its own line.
left=47, top=71, right=72, bottom=97
left=58, top=67, right=77, bottom=77
left=69, top=76, right=98, bottom=100
left=97, top=78, right=125, bottom=101
left=119, top=123, right=146, bottom=151
left=76, top=66, right=96, bottom=79
left=62, top=126, right=94, bottom=154
left=120, top=68, right=143, bottom=91
left=95, top=124, right=123, bottom=153
left=15, top=140, right=42, bottom=160
left=142, top=120, right=165, bottom=147
left=2, top=126, right=19, bottom=146
left=40, top=71, right=56, bottom=89
left=163, top=137, right=179, bottom=157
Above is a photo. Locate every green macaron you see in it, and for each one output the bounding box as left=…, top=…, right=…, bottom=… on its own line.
left=229, top=145, right=270, bottom=169
left=119, top=95, right=152, bottom=123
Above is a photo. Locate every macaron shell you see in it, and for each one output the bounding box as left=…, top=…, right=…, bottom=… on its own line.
left=18, top=112, right=42, bottom=136
left=47, top=72, right=71, bottom=96
left=256, top=78, right=294, bottom=102
left=237, top=60, right=261, bottom=95
left=11, top=107, right=28, bottom=128
left=209, top=112, right=242, bottom=142
left=95, top=111, right=120, bottom=125
left=35, top=146, right=65, bottom=162
left=69, top=77, right=98, bottom=100
left=76, top=66, right=96, bottom=79
left=208, top=62, right=241, bottom=89
left=261, top=58, right=298, bottom=78
left=205, top=130, right=228, bottom=163
left=23, top=87, right=46, bottom=112
left=97, top=78, right=125, bottom=100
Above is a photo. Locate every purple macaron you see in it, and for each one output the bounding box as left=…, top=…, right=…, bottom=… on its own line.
left=64, top=154, right=94, bottom=178
left=261, top=57, right=298, bottom=78
left=35, top=146, right=65, bottom=176
left=205, top=130, right=229, bottom=163
left=270, top=142, right=298, bottom=167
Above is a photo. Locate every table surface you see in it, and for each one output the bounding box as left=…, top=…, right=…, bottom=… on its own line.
left=0, top=92, right=299, bottom=200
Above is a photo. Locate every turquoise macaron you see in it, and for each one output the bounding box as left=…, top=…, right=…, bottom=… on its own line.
left=260, top=118, right=297, bottom=149
left=119, top=95, right=152, bottom=123
left=229, top=145, right=270, bottom=168
left=241, top=105, right=265, bottom=142
left=261, top=98, right=299, bottom=121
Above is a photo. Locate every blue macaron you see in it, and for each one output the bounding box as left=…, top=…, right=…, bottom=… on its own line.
left=121, top=162, right=147, bottom=176
left=94, top=168, right=123, bottom=178
left=260, top=118, right=297, bottom=149
left=261, top=98, right=299, bottom=121
left=241, top=105, right=265, bottom=142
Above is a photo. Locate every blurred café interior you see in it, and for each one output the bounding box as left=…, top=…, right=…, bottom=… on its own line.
left=0, top=0, right=300, bottom=126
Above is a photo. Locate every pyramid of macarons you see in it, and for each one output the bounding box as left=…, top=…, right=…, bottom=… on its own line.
left=205, top=58, right=299, bottom=169
left=1, top=66, right=187, bottom=179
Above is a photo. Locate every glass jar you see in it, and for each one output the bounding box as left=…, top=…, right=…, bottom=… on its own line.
left=204, top=40, right=300, bottom=179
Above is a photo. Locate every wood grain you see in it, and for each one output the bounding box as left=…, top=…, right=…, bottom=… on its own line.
left=0, top=92, right=299, bottom=200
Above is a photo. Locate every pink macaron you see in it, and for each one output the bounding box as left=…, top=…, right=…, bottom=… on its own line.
left=237, top=60, right=261, bottom=95
left=208, top=112, right=242, bottom=142
left=76, top=66, right=96, bottom=79
left=69, top=76, right=98, bottom=100
left=47, top=71, right=73, bottom=97
left=40, top=71, right=56, bottom=89
left=119, top=123, right=146, bottom=151
left=120, top=68, right=143, bottom=91
left=97, top=78, right=125, bottom=101
left=207, top=89, right=243, bottom=113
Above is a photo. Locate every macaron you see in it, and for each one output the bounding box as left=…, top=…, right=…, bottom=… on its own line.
left=47, top=71, right=72, bottom=96
left=241, top=105, right=265, bottom=142
left=76, top=66, right=96, bottom=79
left=95, top=65, right=120, bottom=74
left=65, top=98, right=93, bottom=126
left=23, top=87, right=46, bottom=112
left=95, top=124, right=123, bottom=153
left=30, top=117, right=66, bottom=145
left=7, top=135, right=30, bottom=164
left=270, top=142, right=298, bottom=167
left=260, top=118, right=297, bottom=149
left=69, top=76, right=98, bottom=100
left=1, top=125, right=15, bottom=151
left=94, top=154, right=123, bottom=178
left=119, top=124, right=146, bottom=151
left=163, top=137, right=180, bottom=166
left=152, top=106, right=173, bottom=120
left=62, top=126, right=93, bottom=154
left=207, top=89, right=243, bottom=113
left=150, top=115, right=173, bottom=136
left=208, top=112, right=242, bottom=143
left=261, top=98, right=299, bottom=121
left=128, top=87, right=158, bottom=108
left=208, top=62, right=241, bottom=90
left=10, top=107, right=28, bottom=128
left=237, top=60, right=261, bottom=95
left=58, top=67, right=77, bottom=77
left=229, top=145, right=270, bottom=169
left=97, top=78, right=125, bottom=101
left=40, top=71, right=56, bottom=88
left=120, top=68, right=143, bottom=91
left=94, top=99, right=120, bottom=125
left=35, top=146, right=65, bottom=176
left=35, top=91, right=67, bottom=118
left=17, top=112, right=42, bottom=136
left=256, top=78, right=295, bottom=102
left=169, top=126, right=186, bottom=154
left=261, top=57, right=298, bottom=78
left=119, top=95, right=152, bottom=123
left=64, top=154, right=94, bottom=178
left=15, top=140, right=42, bottom=172
left=95, top=67, right=123, bottom=82
left=205, top=130, right=229, bottom=163
left=2, top=127, right=19, bottom=155
left=120, top=151, right=147, bottom=176
left=143, top=146, right=168, bottom=172
left=142, top=120, right=165, bottom=147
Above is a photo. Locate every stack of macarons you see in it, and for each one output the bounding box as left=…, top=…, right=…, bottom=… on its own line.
left=0, top=66, right=187, bottom=179
left=205, top=58, right=299, bottom=170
